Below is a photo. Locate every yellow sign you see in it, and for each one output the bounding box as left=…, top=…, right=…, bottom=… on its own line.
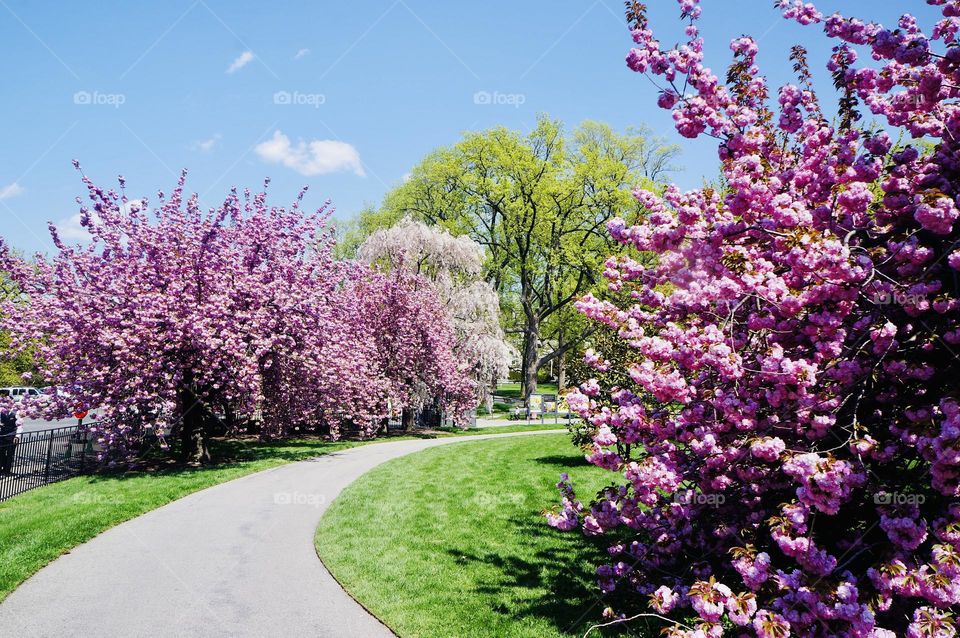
left=528, top=394, right=543, bottom=414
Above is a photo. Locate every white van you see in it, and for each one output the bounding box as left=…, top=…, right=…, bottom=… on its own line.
left=0, top=387, right=42, bottom=401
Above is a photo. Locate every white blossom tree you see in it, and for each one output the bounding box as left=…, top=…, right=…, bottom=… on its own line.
left=358, top=217, right=514, bottom=411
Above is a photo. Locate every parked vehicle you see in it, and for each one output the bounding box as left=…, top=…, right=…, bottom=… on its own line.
left=0, top=387, right=42, bottom=401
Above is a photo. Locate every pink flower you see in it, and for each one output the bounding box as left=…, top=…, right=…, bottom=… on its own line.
left=650, top=585, right=678, bottom=613
left=750, top=437, right=786, bottom=462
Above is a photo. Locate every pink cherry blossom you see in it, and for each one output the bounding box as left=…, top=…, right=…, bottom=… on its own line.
left=549, top=1, right=960, bottom=635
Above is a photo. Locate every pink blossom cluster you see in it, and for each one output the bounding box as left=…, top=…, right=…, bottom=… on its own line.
left=0, top=168, right=475, bottom=460
left=549, top=1, right=960, bottom=635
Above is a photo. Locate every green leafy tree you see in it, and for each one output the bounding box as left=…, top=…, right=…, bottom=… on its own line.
left=372, top=115, right=677, bottom=398
left=0, top=263, right=39, bottom=386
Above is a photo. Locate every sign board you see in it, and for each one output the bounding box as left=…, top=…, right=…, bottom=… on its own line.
left=528, top=394, right=543, bottom=416
left=73, top=409, right=88, bottom=420
left=542, top=394, right=557, bottom=413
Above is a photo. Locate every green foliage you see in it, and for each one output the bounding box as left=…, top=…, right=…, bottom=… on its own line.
left=334, top=204, right=405, bottom=260
left=563, top=325, right=636, bottom=389
left=0, top=267, right=39, bottom=386
left=0, top=331, right=39, bottom=386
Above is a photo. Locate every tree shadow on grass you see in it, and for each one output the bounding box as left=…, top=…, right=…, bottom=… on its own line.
left=446, top=515, right=662, bottom=638
left=73, top=438, right=357, bottom=484
left=70, top=430, right=454, bottom=486
left=532, top=453, right=591, bottom=469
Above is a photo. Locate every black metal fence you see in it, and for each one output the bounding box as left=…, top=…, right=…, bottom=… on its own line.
left=439, top=408, right=477, bottom=429
left=382, top=408, right=478, bottom=432
left=0, top=424, right=94, bottom=503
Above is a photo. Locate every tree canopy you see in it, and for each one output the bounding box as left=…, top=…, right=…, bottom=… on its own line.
left=348, top=116, right=678, bottom=398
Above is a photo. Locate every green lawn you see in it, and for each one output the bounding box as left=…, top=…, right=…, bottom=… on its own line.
left=441, top=423, right=563, bottom=434
left=0, top=425, right=563, bottom=602
left=316, top=434, right=651, bottom=637
left=495, top=382, right=561, bottom=399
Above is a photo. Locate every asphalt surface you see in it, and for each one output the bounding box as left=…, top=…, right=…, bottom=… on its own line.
left=19, top=416, right=80, bottom=434
left=0, top=429, right=565, bottom=638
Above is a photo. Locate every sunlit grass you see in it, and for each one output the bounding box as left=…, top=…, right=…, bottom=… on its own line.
left=316, top=434, right=652, bottom=637
left=495, top=382, right=561, bottom=399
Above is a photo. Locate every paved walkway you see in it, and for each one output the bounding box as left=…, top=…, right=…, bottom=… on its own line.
left=0, top=430, right=564, bottom=637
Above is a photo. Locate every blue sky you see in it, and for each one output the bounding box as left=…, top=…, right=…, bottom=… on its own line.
left=0, top=0, right=943, bottom=254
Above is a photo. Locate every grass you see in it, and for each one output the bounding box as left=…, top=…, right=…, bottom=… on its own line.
left=0, top=425, right=563, bottom=602
left=315, top=434, right=649, bottom=638
left=443, top=422, right=567, bottom=432
left=495, top=382, right=560, bottom=399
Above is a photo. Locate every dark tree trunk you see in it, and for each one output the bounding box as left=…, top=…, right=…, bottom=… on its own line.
left=555, top=328, right=566, bottom=391
left=223, top=403, right=237, bottom=433
left=519, top=275, right=541, bottom=400
left=558, top=351, right=566, bottom=391
left=522, top=321, right=540, bottom=400
left=178, top=377, right=212, bottom=465
left=401, top=407, right=415, bottom=431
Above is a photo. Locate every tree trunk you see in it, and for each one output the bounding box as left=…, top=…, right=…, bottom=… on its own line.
left=558, top=350, right=566, bottom=391
left=223, top=402, right=237, bottom=433
left=401, top=407, right=415, bottom=431
left=556, top=329, right=566, bottom=391
left=522, top=321, right=539, bottom=400
left=179, top=405, right=211, bottom=465
left=178, top=377, right=211, bottom=465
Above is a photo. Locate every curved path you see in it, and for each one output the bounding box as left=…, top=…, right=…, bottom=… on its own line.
left=0, top=429, right=563, bottom=638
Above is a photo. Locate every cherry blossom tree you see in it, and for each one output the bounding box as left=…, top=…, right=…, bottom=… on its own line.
left=0, top=167, right=470, bottom=462
left=358, top=216, right=514, bottom=412
left=347, top=263, right=478, bottom=427
left=550, top=1, right=960, bottom=636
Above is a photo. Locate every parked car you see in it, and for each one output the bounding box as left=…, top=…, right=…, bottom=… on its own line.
left=0, top=387, right=42, bottom=401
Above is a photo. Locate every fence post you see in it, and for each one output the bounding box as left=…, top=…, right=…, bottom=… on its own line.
left=78, top=430, right=87, bottom=473
left=43, top=432, right=54, bottom=482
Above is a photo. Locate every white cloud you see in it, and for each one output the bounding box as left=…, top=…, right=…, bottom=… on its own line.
left=226, top=50, right=254, bottom=74
left=191, top=134, right=222, bottom=152
left=255, top=130, right=365, bottom=177
left=0, top=182, right=24, bottom=200
left=293, top=48, right=310, bottom=60
left=122, top=199, right=146, bottom=214
left=55, top=213, right=91, bottom=241
left=55, top=200, right=145, bottom=242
